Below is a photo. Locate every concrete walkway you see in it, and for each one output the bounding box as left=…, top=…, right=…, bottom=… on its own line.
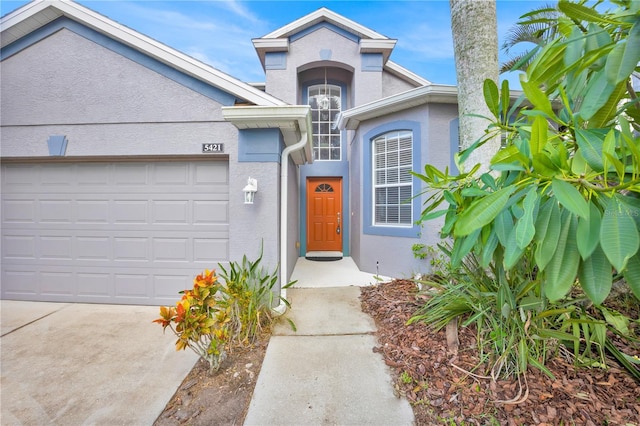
left=0, top=301, right=198, bottom=425
left=244, top=257, right=414, bottom=425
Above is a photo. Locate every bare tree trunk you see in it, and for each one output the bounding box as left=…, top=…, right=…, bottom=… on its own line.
left=447, top=0, right=500, bottom=354
left=450, top=0, right=500, bottom=172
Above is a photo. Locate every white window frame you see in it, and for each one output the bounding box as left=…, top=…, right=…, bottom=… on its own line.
left=372, top=130, right=413, bottom=227
left=308, top=84, right=341, bottom=161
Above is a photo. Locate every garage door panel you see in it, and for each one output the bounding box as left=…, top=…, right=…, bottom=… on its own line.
left=1, top=160, right=229, bottom=305
left=77, top=273, right=111, bottom=298
left=2, top=270, right=38, bottom=297
left=77, top=200, right=110, bottom=223
left=40, top=236, right=73, bottom=260
left=41, top=271, right=75, bottom=296
left=3, top=262, right=224, bottom=305
left=2, top=199, right=36, bottom=223
left=3, top=233, right=228, bottom=265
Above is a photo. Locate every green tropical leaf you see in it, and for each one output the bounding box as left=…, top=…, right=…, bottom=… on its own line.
left=500, top=79, right=511, bottom=124
left=577, top=245, right=612, bottom=305
left=530, top=115, right=548, bottom=155
left=516, top=187, right=538, bottom=249
left=605, top=21, right=640, bottom=85
left=600, top=306, right=630, bottom=336
left=575, top=128, right=605, bottom=171
left=577, top=70, right=616, bottom=122
left=484, top=79, right=500, bottom=120
left=535, top=199, right=562, bottom=271
left=558, top=0, right=625, bottom=26
left=421, top=208, right=448, bottom=222
left=451, top=229, right=481, bottom=267
left=520, top=79, right=557, bottom=119
left=583, top=23, right=612, bottom=71
left=454, top=186, right=517, bottom=237
left=520, top=81, right=555, bottom=117
left=552, top=178, right=589, bottom=219
left=491, top=145, right=528, bottom=170
left=537, top=328, right=579, bottom=343
left=564, top=26, right=586, bottom=68
left=527, top=39, right=567, bottom=91
left=571, top=148, right=592, bottom=176
left=495, top=208, right=513, bottom=247
left=589, top=80, right=628, bottom=129
left=532, top=152, right=560, bottom=176
left=622, top=252, right=640, bottom=299
left=544, top=210, right=580, bottom=302
left=600, top=196, right=640, bottom=272
left=577, top=201, right=602, bottom=259
left=504, top=225, right=526, bottom=269
left=622, top=131, right=640, bottom=170
left=481, top=228, right=500, bottom=269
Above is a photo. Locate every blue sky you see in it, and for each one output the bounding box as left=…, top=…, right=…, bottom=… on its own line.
left=1, top=1, right=550, bottom=88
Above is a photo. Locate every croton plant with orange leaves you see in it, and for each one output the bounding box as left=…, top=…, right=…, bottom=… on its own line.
left=154, top=269, right=231, bottom=374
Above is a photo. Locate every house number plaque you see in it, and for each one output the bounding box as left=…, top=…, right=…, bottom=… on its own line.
left=202, top=143, right=224, bottom=153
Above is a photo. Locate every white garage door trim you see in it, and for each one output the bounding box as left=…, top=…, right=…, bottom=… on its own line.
left=1, top=159, right=229, bottom=305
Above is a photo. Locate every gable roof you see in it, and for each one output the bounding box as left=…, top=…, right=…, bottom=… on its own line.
left=252, top=7, right=430, bottom=87
left=0, top=0, right=286, bottom=106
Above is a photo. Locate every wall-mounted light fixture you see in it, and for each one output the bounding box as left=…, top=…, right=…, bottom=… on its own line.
left=243, top=177, right=258, bottom=204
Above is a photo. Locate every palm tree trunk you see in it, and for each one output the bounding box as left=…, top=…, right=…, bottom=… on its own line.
left=450, top=0, right=500, bottom=172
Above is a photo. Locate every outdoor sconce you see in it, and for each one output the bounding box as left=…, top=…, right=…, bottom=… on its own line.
left=243, top=177, right=258, bottom=204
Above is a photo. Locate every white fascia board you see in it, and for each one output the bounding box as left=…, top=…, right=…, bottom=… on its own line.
left=251, top=38, right=289, bottom=52
left=360, top=38, right=396, bottom=62
left=384, top=61, right=431, bottom=86
left=337, top=85, right=458, bottom=130
left=261, top=7, right=387, bottom=40
left=222, top=105, right=313, bottom=164
left=2, top=0, right=283, bottom=107
left=359, top=39, right=397, bottom=52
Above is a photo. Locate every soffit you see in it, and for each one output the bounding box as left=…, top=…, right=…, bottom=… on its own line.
left=222, top=105, right=313, bottom=165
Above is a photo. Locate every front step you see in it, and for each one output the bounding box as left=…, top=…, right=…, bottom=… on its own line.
left=305, top=250, right=343, bottom=261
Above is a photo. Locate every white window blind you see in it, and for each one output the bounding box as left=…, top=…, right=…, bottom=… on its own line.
left=372, top=131, right=413, bottom=226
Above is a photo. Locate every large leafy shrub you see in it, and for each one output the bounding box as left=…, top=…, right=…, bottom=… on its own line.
left=417, top=0, right=639, bottom=305
left=412, top=0, right=640, bottom=381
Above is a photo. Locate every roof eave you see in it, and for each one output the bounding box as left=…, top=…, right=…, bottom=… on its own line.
left=384, top=61, right=431, bottom=87
left=337, top=85, right=459, bottom=130
left=222, top=105, right=313, bottom=165
left=261, top=7, right=388, bottom=40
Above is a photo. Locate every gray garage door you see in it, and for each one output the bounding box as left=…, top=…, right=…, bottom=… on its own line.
left=1, top=160, right=229, bottom=305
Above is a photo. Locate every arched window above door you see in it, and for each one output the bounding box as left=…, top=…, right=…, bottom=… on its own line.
left=315, top=183, right=334, bottom=192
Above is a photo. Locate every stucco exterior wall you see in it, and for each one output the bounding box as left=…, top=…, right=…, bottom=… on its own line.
left=265, top=26, right=384, bottom=107
left=1, top=25, right=282, bottom=276
left=351, top=103, right=458, bottom=279
left=382, top=71, right=421, bottom=97
left=227, top=158, right=281, bottom=270
left=0, top=28, right=231, bottom=158
left=285, top=158, right=301, bottom=281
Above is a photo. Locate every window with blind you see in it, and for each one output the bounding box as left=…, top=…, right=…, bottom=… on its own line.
left=372, top=130, right=413, bottom=226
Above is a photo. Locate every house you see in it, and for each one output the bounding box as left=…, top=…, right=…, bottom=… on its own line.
left=0, top=0, right=459, bottom=305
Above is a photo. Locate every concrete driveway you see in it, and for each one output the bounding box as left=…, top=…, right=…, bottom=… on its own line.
left=0, top=301, right=198, bottom=425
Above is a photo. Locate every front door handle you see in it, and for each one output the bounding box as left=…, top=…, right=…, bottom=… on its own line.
left=337, top=212, right=341, bottom=234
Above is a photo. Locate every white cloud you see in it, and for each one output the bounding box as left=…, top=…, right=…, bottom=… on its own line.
left=85, top=1, right=269, bottom=81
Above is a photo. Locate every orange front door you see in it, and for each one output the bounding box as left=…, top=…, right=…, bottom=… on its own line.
left=306, top=178, right=342, bottom=252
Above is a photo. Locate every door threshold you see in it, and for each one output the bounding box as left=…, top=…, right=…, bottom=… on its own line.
left=305, top=251, right=343, bottom=261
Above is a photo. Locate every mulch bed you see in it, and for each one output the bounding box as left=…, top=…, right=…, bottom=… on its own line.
left=360, top=279, right=640, bottom=425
